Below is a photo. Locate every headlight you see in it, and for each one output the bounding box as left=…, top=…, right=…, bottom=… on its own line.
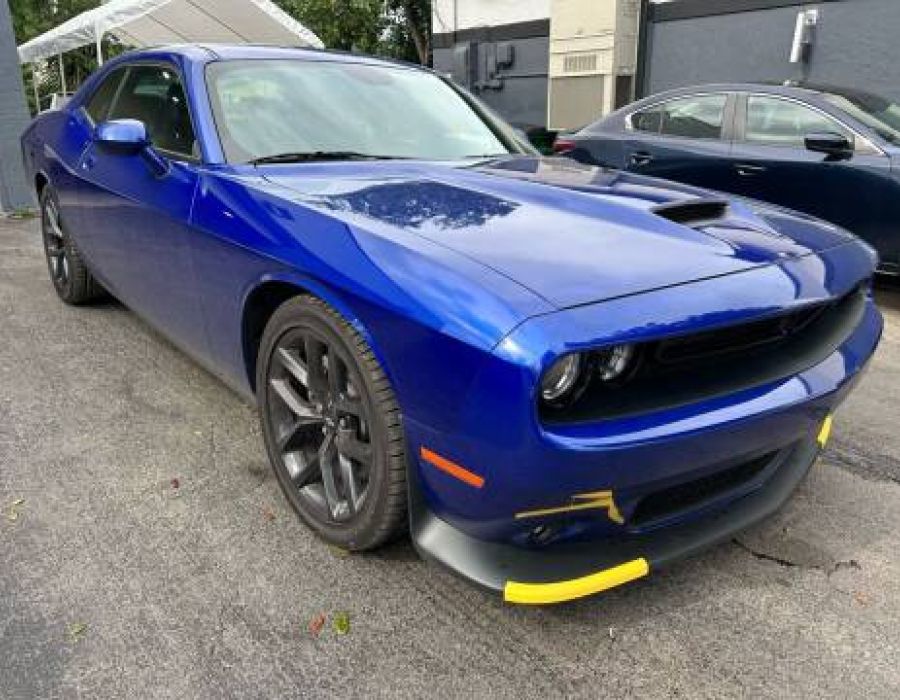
left=594, top=344, right=634, bottom=382
left=540, top=354, right=583, bottom=403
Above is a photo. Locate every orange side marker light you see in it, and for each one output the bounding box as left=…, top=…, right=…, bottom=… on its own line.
left=420, top=447, right=485, bottom=489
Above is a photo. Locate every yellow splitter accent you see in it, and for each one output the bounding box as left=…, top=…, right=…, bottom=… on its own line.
left=818, top=414, right=834, bottom=447
left=515, top=489, right=624, bottom=524
left=503, top=557, right=650, bottom=605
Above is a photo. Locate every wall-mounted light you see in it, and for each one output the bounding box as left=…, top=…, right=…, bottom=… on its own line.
left=789, top=8, right=819, bottom=64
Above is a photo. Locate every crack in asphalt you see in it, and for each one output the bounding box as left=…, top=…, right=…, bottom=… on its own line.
left=732, top=538, right=800, bottom=568
left=732, top=538, right=862, bottom=577
left=825, top=437, right=900, bottom=484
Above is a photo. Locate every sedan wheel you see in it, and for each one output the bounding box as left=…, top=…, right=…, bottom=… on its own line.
left=258, top=296, right=407, bottom=549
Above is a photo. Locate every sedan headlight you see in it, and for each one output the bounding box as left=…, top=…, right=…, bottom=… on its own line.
left=540, top=354, right=583, bottom=403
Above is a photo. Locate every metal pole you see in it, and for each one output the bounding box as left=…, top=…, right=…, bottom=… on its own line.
left=32, top=63, right=39, bottom=109
left=95, top=24, right=103, bottom=66
left=57, top=52, right=66, bottom=94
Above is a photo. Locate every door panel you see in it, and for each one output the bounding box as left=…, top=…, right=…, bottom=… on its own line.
left=731, top=94, right=899, bottom=261
left=77, top=145, right=208, bottom=356
left=75, top=62, right=209, bottom=359
left=620, top=93, right=736, bottom=192
left=729, top=142, right=896, bottom=257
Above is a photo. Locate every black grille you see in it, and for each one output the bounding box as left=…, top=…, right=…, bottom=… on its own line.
left=630, top=450, right=778, bottom=527
left=655, top=301, right=828, bottom=365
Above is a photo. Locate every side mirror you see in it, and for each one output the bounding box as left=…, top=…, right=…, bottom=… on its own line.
left=95, top=119, right=150, bottom=154
left=805, top=132, right=853, bottom=160
left=94, top=118, right=169, bottom=176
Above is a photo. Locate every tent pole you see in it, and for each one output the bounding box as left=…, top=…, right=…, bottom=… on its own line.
left=58, top=53, right=66, bottom=95
left=95, top=25, right=103, bottom=66
left=32, top=64, right=39, bottom=112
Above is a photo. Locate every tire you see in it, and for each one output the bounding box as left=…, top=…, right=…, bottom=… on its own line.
left=256, top=295, right=407, bottom=550
left=39, top=186, right=103, bottom=305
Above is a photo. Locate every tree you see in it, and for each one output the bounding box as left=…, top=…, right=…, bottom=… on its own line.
left=10, top=0, right=113, bottom=112
left=275, top=0, right=386, bottom=54
left=274, top=0, right=431, bottom=65
left=385, top=0, right=430, bottom=65
left=9, top=0, right=433, bottom=111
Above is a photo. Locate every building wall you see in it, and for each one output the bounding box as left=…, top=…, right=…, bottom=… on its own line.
left=433, top=0, right=550, bottom=32
left=0, top=0, right=32, bottom=211
left=432, top=0, right=551, bottom=130
left=646, top=0, right=900, bottom=102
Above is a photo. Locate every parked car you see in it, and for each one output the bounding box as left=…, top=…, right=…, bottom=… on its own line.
left=555, top=83, right=900, bottom=275
left=21, top=47, right=882, bottom=604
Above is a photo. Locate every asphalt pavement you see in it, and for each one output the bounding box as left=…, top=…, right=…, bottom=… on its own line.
left=2, top=215, right=899, bottom=699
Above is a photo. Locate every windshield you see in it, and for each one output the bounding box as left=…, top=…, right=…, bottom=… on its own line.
left=823, top=91, right=900, bottom=145
left=206, top=59, right=514, bottom=163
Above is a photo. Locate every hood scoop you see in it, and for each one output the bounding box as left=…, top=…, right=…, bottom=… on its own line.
left=652, top=198, right=729, bottom=227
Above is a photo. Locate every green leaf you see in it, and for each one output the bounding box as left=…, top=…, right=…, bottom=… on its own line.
left=333, top=611, right=350, bottom=635
left=67, top=622, right=88, bottom=642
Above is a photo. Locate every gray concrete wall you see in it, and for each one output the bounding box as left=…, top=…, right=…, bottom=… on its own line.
left=434, top=34, right=549, bottom=130
left=0, top=0, right=31, bottom=211
left=646, top=0, right=900, bottom=102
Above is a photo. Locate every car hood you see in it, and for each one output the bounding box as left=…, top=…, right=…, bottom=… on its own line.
left=262, top=156, right=853, bottom=309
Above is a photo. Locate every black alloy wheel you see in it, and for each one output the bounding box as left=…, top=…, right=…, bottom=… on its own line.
left=257, top=296, right=407, bottom=550
left=42, top=194, right=69, bottom=291
left=39, top=186, right=102, bottom=305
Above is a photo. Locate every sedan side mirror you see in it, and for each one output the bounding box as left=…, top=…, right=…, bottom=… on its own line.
left=94, top=119, right=168, bottom=176
left=805, top=132, right=853, bottom=160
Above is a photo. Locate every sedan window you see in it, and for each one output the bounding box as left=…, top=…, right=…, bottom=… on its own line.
left=745, top=96, right=851, bottom=147
left=823, top=92, right=900, bottom=146
left=631, top=94, right=727, bottom=140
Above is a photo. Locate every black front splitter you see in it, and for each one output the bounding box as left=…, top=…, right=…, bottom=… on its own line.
left=409, top=437, right=820, bottom=604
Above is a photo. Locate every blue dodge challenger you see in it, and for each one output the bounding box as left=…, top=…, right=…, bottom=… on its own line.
left=21, top=45, right=882, bottom=604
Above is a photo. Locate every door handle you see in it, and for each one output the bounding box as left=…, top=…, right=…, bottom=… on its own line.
left=630, top=151, right=653, bottom=167
left=735, top=163, right=766, bottom=176
left=81, top=154, right=97, bottom=171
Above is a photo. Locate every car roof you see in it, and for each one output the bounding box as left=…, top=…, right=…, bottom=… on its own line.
left=632, top=81, right=894, bottom=106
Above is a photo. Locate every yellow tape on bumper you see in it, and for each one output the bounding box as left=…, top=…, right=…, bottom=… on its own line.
left=503, top=558, right=650, bottom=605
left=817, top=414, right=834, bottom=447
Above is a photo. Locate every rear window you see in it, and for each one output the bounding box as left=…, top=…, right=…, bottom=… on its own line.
left=631, top=94, right=727, bottom=140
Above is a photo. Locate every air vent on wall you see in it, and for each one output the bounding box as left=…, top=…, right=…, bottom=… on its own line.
left=563, top=52, right=599, bottom=73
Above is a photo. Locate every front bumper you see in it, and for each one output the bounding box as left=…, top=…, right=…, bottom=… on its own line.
left=403, top=244, right=882, bottom=604
left=411, top=432, right=823, bottom=604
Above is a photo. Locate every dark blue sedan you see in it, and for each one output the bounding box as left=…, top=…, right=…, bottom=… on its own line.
left=21, top=47, right=882, bottom=604
left=557, top=83, right=900, bottom=275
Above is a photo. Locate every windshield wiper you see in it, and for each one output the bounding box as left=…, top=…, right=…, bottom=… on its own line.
left=248, top=151, right=403, bottom=165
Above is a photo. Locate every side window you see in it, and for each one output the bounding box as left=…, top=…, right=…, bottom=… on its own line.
left=659, top=95, right=727, bottom=139
left=84, top=68, right=126, bottom=124
left=744, top=96, right=851, bottom=147
left=108, top=64, right=197, bottom=158
left=632, top=108, right=662, bottom=133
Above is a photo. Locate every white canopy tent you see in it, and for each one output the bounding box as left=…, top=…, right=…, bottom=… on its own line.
left=18, top=0, right=323, bottom=66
